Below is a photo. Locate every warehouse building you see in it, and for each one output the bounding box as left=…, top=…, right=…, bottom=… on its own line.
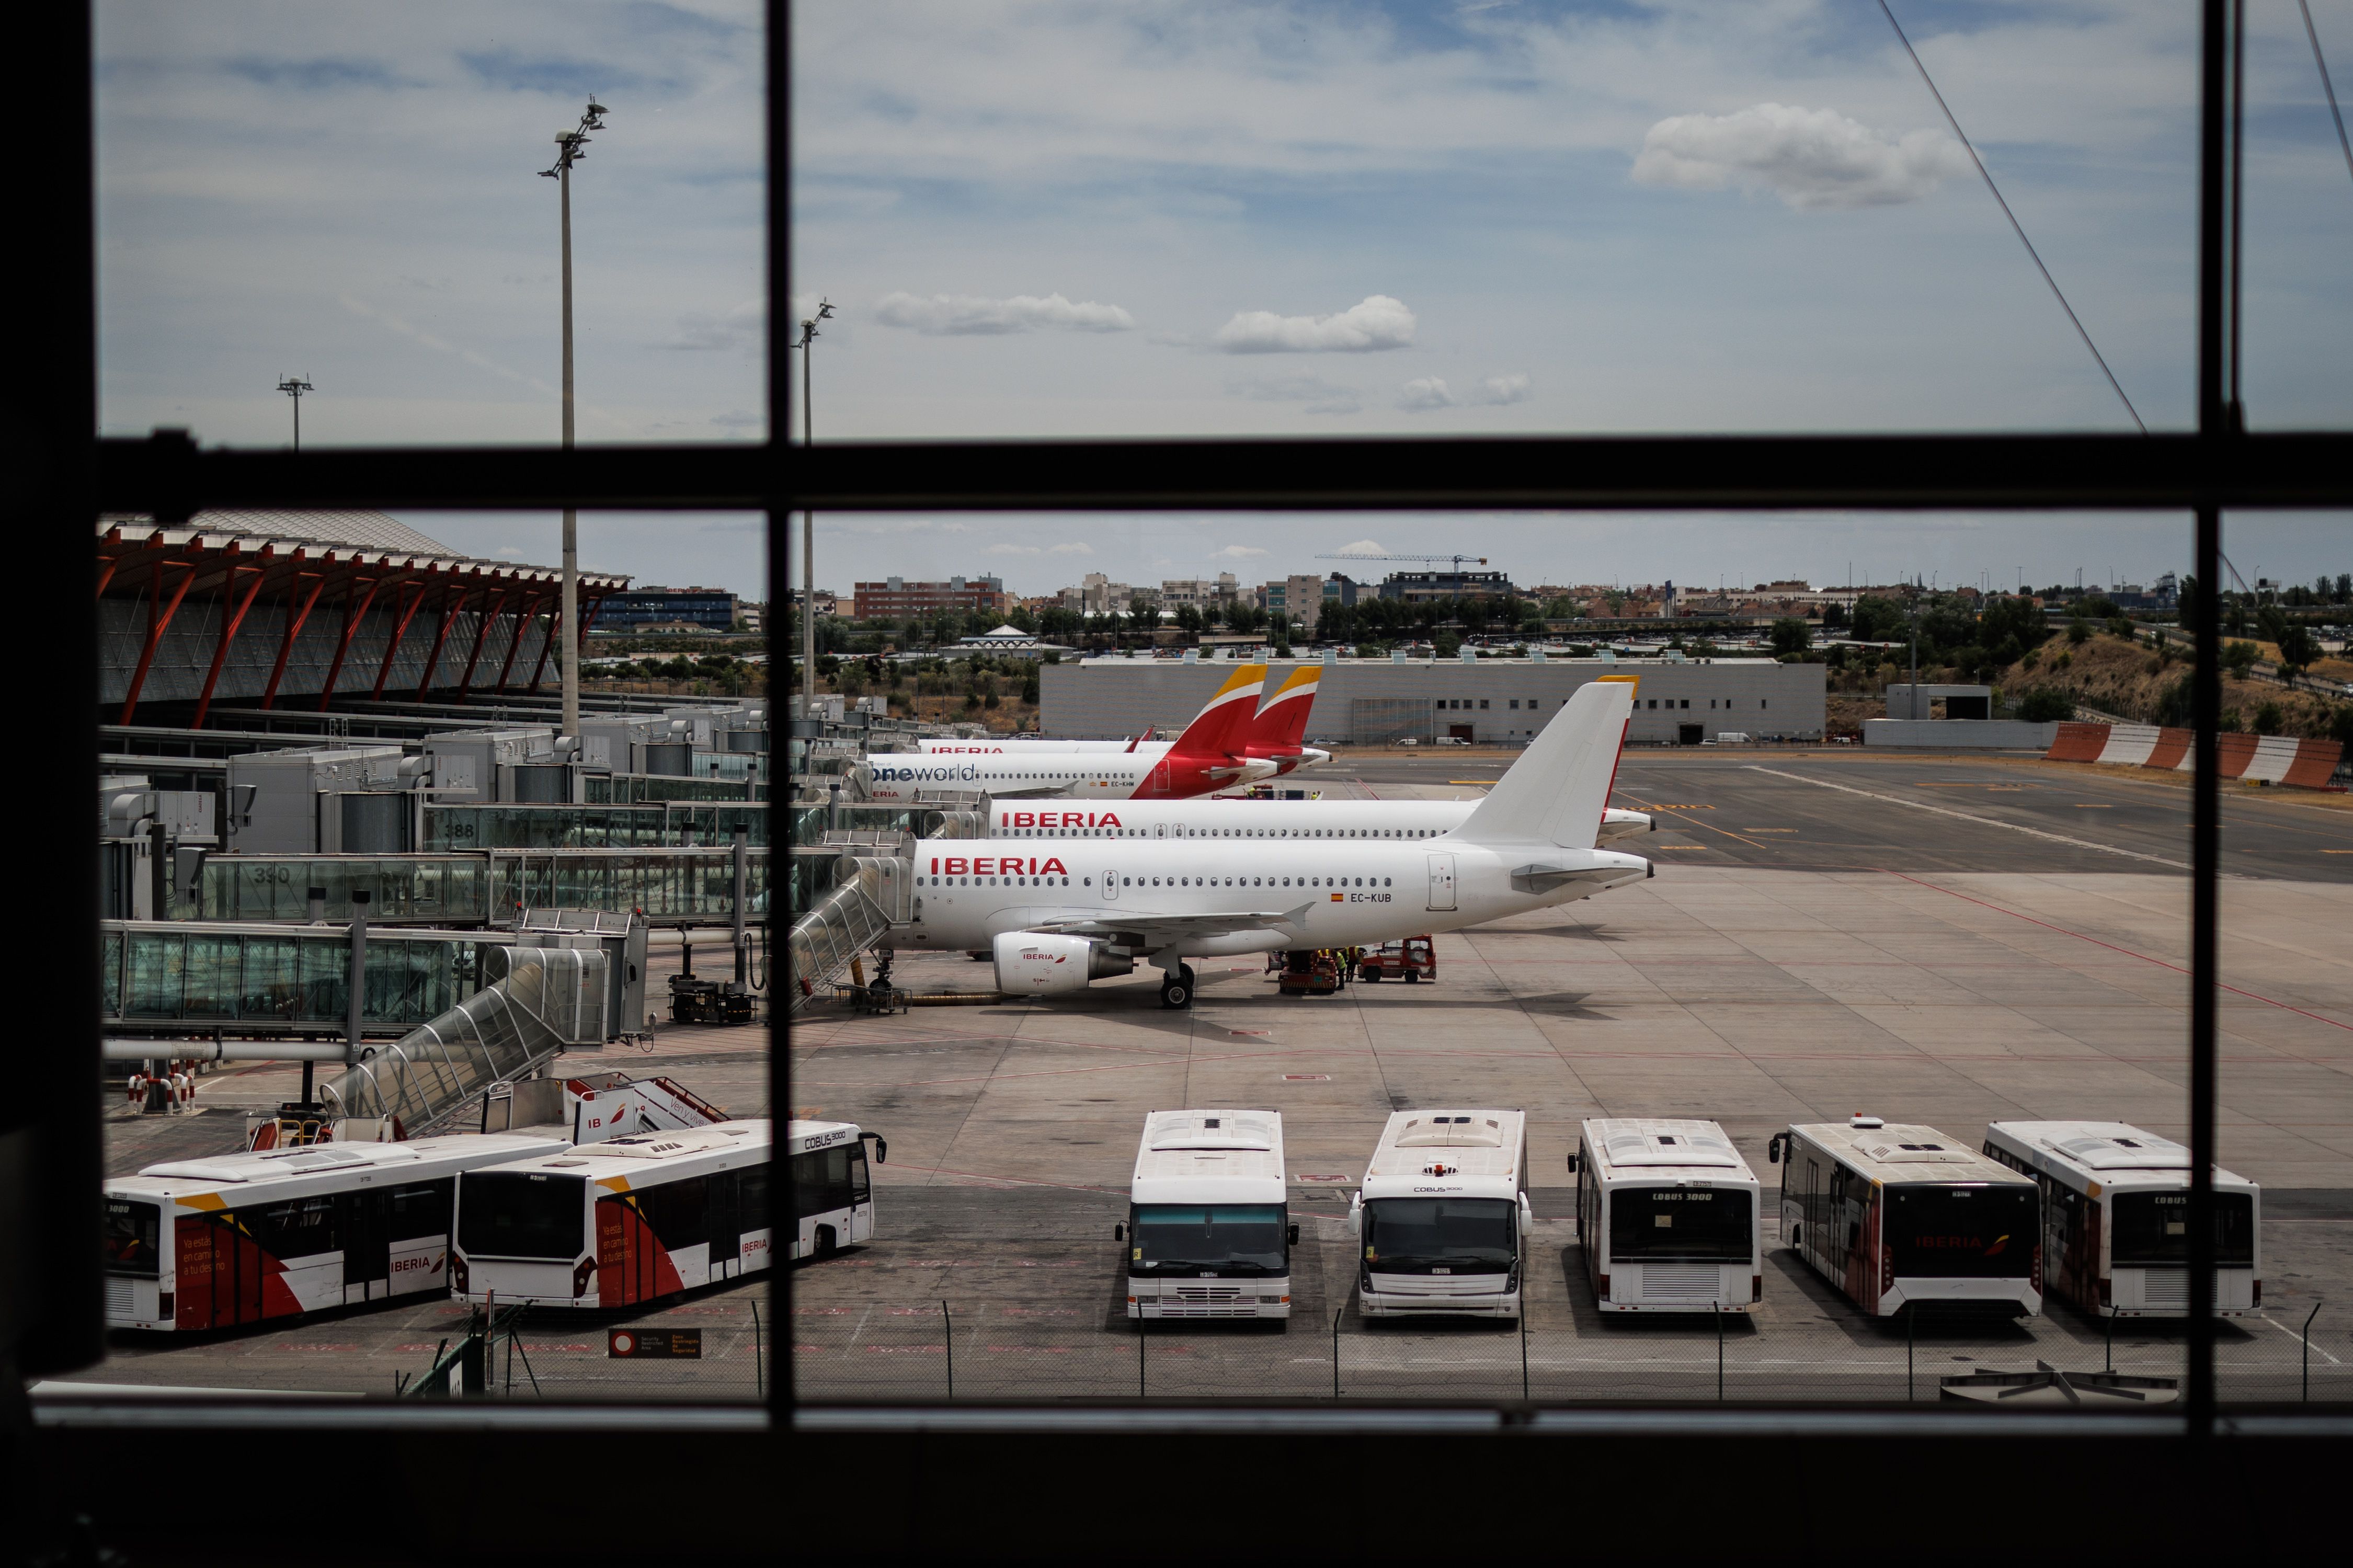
left=1040, top=655, right=1825, bottom=746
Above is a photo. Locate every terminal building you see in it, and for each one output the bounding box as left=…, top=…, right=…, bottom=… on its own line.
left=1040, top=655, right=1825, bottom=746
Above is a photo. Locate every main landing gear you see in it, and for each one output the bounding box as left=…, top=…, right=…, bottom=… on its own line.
left=1158, top=964, right=1197, bottom=1010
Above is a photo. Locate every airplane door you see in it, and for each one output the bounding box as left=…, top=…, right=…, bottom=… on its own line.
left=1425, top=854, right=1457, bottom=912
left=1103, top=869, right=1118, bottom=901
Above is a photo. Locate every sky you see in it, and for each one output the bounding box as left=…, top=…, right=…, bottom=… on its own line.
left=94, top=1, right=2353, bottom=600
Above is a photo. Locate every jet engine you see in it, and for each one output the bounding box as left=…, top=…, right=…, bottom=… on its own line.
left=993, top=933, right=1133, bottom=995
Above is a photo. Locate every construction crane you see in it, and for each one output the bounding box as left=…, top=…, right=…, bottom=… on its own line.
left=1316, top=552, right=1489, bottom=570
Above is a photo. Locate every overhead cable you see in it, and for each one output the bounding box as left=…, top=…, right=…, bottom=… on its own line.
left=2297, top=0, right=2353, bottom=187
left=1875, top=1, right=2149, bottom=433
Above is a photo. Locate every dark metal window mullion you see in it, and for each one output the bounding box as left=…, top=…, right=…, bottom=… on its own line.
left=766, top=0, right=794, bottom=1423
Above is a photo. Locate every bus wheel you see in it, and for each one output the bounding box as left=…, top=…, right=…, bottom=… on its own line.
left=814, top=1224, right=838, bottom=1258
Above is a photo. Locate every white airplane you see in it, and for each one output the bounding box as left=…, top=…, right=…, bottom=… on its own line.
left=912, top=665, right=1333, bottom=775
left=983, top=798, right=1654, bottom=845
left=866, top=665, right=1278, bottom=803
left=894, top=680, right=1648, bottom=1009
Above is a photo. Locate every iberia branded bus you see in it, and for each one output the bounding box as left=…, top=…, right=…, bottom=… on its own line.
left=1769, top=1117, right=2041, bottom=1317
left=454, top=1120, right=772, bottom=1309
left=102, top=1132, right=569, bottom=1331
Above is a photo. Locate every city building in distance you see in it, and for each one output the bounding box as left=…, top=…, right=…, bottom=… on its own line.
left=851, top=574, right=1010, bottom=620
left=593, top=585, right=740, bottom=633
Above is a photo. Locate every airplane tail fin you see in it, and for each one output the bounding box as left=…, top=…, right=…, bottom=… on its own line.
left=1166, top=664, right=1267, bottom=758
left=1247, top=665, right=1321, bottom=754
left=1452, top=679, right=1635, bottom=850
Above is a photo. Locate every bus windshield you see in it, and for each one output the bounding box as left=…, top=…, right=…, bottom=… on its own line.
left=2111, top=1190, right=2256, bottom=1266
left=1608, top=1186, right=1751, bottom=1263
left=1363, top=1197, right=1516, bottom=1273
left=458, top=1172, right=586, bottom=1261
left=1888, top=1185, right=2037, bottom=1279
left=103, top=1198, right=160, bottom=1278
left=1129, top=1204, right=1287, bottom=1276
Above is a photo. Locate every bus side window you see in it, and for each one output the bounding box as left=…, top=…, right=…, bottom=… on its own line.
left=387, top=1182, right=451, bottom=1242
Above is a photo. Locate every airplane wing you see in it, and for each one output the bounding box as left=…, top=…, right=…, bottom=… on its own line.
left=1026, top=902, right=1315, bottom=947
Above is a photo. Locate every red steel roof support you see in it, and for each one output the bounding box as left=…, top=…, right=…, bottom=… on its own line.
left=370, top=577, right=433, bottom=699
left=315, top=573, right=386, bottom=711
left=410, top=576, right=473, bottom=697
left=95, top=556, right=120, bottom=598
left=526, top=596, right=562, bottom=692
left=260, top=570, right=328, bottom=710
left=453, top=585, right=511, bottom=704
left=191, top=562, right=270, bottom=730
left=494, top=590, right=547, bottom=693
left=119, top=557, right=197, bottom=724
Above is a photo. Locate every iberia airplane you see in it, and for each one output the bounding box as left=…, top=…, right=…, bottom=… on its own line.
left=892, top=679, right=1647, bottom=1008
left=865, top=665, right=1276, bottom=803
left=909, top=663, right=1331, bottom=776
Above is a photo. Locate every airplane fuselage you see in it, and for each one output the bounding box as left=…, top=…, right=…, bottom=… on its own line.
left=897, top=835, right=1647, bottom=958
left=864, top=751, right=1272, bottom=803
left=986, top=798, right=1650, bottom=845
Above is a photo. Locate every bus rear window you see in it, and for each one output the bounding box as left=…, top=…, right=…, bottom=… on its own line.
left=2112, top=1191, right=2255, bottom=1266
left=1888, top=1185, right=2037, bottom=1279
left=1608, top=1186, right=1752, bottom=1262
left=458, top=1172, right=586, bottom=1261
left=104, top=1198, right=159, bottom=1278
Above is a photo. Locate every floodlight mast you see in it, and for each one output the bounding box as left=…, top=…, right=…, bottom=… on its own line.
left=541, top=97, right=607, bottom=741
left=792, top=300, right=833, bottom=722
left=276, top=375, right=314, bottom=451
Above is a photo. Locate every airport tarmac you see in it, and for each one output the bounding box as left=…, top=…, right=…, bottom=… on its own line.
left=68, top=747, right=2352, bottom=1402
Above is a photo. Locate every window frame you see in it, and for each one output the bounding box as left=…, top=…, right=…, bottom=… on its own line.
left=28, top=0, right=2348, bottom=1452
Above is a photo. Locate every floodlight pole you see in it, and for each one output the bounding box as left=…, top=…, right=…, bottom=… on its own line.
left=543, top=98, right=608, bottom=743
left=277, top=375, right=314, bottom=451
left=794, top=301, right=833, bottom=720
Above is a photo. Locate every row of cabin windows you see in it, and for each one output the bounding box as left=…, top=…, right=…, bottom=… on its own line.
left=1002, top=826, right=1441, bottom=838
left=1440, top=697, right=1769, bottom=711
left=919, top=875, right=1395, bottom=889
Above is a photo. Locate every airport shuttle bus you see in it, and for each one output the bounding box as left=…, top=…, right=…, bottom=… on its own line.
left=1351, top=1109, right=1532, bottom=1317
left=1569, top=1119, right=1761, bottom=1312
left=102, top=1132, right=570, bottom=1331
left=1769, top=1118, right=2041, bottom=1317
left=1982, top=1120, right=2259, bottom=1318
left=787, top=1119, right=887, bottom=1261
left=453, top=1120, right=771, bottom=1309
left=1118, top=1109, right=1297, bottom=1321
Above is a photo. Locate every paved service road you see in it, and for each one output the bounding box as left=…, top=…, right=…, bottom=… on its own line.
left=1340, top=749, right=2353, bottom=880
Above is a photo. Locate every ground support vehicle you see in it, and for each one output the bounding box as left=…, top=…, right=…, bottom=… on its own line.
left=1277, top=949, right=1342, bottom=995
left=1982, top=1120, right=2258, bottom=1318
left=1358, top=937, right=1435, bottom=983
left=102, top=1132, right=569, bottom=1332
left=1120, top=1109, right=1296, bottom=1321
left=1769, top=1118, right=2041, bottom=1318
left=454, top=1120, right=776, bottom=1308
left=1571, top=1119, right=1761, bottom=1312
left=1353, top=1110, right=1531, bottom=1317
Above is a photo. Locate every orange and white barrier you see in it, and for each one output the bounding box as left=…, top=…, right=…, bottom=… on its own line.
left=2047, top=722, right=2343, bottom=788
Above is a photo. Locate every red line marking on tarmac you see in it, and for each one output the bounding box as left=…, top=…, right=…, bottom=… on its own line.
left=1882, top=870, right=2351, bottom=1033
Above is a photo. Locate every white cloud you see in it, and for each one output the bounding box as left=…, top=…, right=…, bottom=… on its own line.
left=1631, top=104, right=1973, bottom=211
left=872, top=291, right=1136, bottom=336
left=1211, top=544, right=1270, bottom=559
left=1226, top=373, right=1362, bottom=414
left=988, top=540, right=1094, bottom=556
left=1399, top=373, right=1533, bottom=411
left=670, top=299, right=765, bottom=352
left=1212, top=294, right=1415, bottom=354
left=1398, top=377, right=1460, bottom=411
left=1329, top=539, right=1391, bottom=557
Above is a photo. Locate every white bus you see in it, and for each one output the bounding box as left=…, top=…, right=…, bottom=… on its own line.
left=1569, top=1119, right=1761, bottom=1313
left=102, top=1132, right=569, bottom=1332
left=787, top=1118, right=887, bottom=1261
left=1117, top=1109, right=1297, bottom=1321
left=1351, top=1109, right=1532, bottom=1318
left=454, top=1120, right=771, bottom=1309
left=1982, top=1120, right=2260, bottom=1318
left=1769, top=1117, right=2041, bottom=1318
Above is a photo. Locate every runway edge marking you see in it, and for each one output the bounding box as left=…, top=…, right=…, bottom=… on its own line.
left=1743, top=764, right=2195, bottom=871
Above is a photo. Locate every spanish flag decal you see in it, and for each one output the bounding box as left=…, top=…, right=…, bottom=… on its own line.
left=1329, top=892, right=1344, bottom=901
